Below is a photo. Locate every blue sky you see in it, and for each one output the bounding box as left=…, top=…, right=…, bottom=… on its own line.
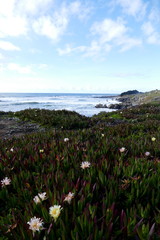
left=0, top=0, right=160, bottom=93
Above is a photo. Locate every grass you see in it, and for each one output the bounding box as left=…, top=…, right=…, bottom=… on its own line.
left=1, top=103, right=160, bottom=239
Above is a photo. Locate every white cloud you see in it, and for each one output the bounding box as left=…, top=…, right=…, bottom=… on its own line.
left=58, top=18, right=126, bottom=57
left=147, top=34, right=160, bottom=44
left=0, top=41, right=20, bottom=51
left=69, top=1, right=93, bottom=20
left=0, top=0, right=27, bottom=37
left=32, top=1, right=92, bottom=41
left=57, top=41, right=111, bottom=58
left=0, top=0, right=53, bottom=17
left=7, top=63, right=33, bottom=74
left=58, top=17, right=142, bottom=58
left=117, top=37, right=142, bottom=52
left=0, top=0, right=92, bottom=42
left=149, top=7, right=160, bottom=23
left=112, top=0, right=147, bottom=18
left=33, top=15, right=68, bottom=41
left=117, top=0, right=147, bottom=17
left=0, top=0, right=15, bottom=17
left=0, top=0, right=53, bottom=38
left=142, top=22, right=154, bottom=36
left=91, top=18, right=127, bottom=43
left=0, top=16, right=28, bottom=38
left=142, top=21, right=160, bottom=44
left=18, top=0, right=53, bottom=16
left=57, top=45, right=74, bottom=56
left=83, top=41, right=111, bottom=57
left=91, top=18, right=142, bottom=52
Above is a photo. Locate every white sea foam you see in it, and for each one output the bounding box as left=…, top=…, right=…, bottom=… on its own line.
left=0, top=93, right=119, bottom=116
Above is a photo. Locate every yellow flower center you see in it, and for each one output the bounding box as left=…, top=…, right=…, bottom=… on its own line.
left=52, top=209, right=57, bottom=215
left=32, top=223, right=38, bottom=229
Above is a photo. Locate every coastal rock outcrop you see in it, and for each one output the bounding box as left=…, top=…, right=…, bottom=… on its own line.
left=95, top=104, right=108, bottom=108
left=95, top=89, right=160, bottom=110
left=108, top=103, right=130, bottom=109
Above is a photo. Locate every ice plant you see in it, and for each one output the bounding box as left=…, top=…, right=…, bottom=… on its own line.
left=27, top=216, right=44, bottom=233
left=119, top=147, right=126, bottom=153
left=1, top=177, right=11, bottom=187
left=80, top=161, right=91, bottom=169
left=49, top=205, right=63, bottom=222
left=64, top=192, right=74, bottom=204
left=152, top=137, right=156, bottom=141
left=64, top=138, right=69, bottom=142
left=33, top=192, right=47, bottom=204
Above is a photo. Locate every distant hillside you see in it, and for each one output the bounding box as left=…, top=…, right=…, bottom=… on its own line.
left=120, top=90, right=141, bottom=96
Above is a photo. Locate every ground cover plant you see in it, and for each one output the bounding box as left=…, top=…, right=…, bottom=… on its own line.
left=1, top=104, right=160, bottom=239
left=14, top=109, right=91, bottom=130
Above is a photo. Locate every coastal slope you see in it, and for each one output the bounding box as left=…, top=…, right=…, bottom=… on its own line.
left=111, top=89, right=160, bottom=109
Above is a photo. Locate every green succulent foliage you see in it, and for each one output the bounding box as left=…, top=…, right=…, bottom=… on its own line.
left=1, top=104, right=160, bottom=239
left=14, top=109, right=91, bottom=130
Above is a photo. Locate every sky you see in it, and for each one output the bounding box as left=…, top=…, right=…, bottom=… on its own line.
left=0, top=0, right=160, bottom=93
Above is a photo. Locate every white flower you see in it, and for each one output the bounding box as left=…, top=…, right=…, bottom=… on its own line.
left=33, top=192, right=47, bottom=204
left=151, top=137, right=156, bottom=142
left=64, top=138, right=69, bottom=142
left=101, top=134, right=104, bottom=137
left=49, top=205, right=63, bottom=222
left=33, top=196, right=41, bottom=204
left=80, top=161, right=91, bottom=169
left=10, top=148, right=14, bottom=152
left=38, top=192, right=47, bottom=200
left=39, top=149, right=44, bottom=153
left=145, top=152, right=150, bottom=156
left=1, top=177, right=11, bottom=187
left=119, top=147, right=126, bottom=153
left=64, top=192, right=74, bottom=204
left=27, top=216, right=44, bottom=232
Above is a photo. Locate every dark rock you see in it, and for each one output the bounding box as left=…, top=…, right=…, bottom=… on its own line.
left=108, top=104, right=123, bottom=109
left=95, top=104, right=108, bottom=108
left=108, top=103, right=129, bottom=109
left=153, top=97, right=160, bottom=101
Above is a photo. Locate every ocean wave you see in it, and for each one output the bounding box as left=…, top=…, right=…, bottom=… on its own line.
left=11, top=102, right=40, bottom=106
left=0, top=93, right=118, bottom=116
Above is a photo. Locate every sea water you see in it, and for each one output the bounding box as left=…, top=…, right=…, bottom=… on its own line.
left=0, top=93, right=119, bottom=117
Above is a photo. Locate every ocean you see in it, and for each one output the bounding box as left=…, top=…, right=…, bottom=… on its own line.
left=0, top=93, right=119, bottom=117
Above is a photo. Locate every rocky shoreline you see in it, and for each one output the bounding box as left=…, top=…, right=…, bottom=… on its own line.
left=95, top=89, right=160, bottom=110
left=1, top=89, right=160, bottom=139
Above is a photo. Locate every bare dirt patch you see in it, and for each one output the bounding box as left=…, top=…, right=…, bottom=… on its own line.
left=0, top=115, right=45, bottom=139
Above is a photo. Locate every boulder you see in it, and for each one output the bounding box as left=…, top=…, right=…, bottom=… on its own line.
left=95, top=104, right=108, bottom=108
